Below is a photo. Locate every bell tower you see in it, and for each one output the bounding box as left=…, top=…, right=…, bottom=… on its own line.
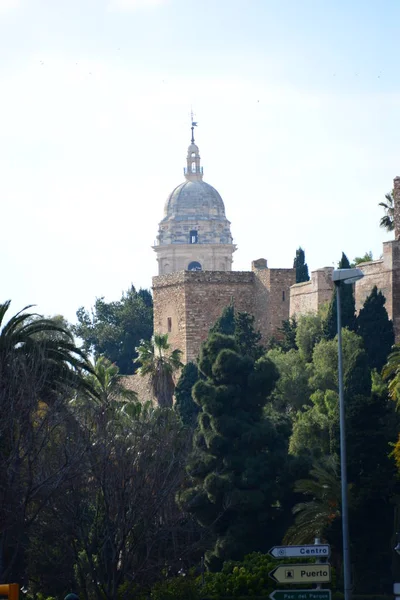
left=153, top=120, right=236, bottom=275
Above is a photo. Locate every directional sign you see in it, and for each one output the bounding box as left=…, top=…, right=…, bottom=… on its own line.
left=269, top=591, right=331, bottom=600
left=269, top=564, right=331, bottom=584
left=269, top=544, right=331, bottom=559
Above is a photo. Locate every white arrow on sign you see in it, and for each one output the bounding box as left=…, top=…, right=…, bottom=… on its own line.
left=269, top=544, right=331, bottom=559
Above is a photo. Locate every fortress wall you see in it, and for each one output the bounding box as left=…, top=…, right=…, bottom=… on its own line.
left=290, top=267, right=334, bottom=317
left=355, top=240, right=400, bottom=340
left=355, top=259, right=389, bottom=312
left=183, top=271, right=255, bottom=363
left=253, top=267, right=296, bottom=340
left=152, top=272, right=188, bottom=361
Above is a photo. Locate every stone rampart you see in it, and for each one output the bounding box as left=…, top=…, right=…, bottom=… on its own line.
left=290, top=267, right=334, bottom=317
left=183, top=271, right=255, bottom=362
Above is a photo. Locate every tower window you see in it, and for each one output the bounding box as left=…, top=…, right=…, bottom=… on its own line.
left=188, top=261, right=202, bottom=271
left=189, top=230, right=198, bottom=244
left=191, top=152, right=196, bottom=157
left=282, top=291, right=285, bottom=301
left=167, top=317, right=172, bottom=332
left=191, top=161, right=196, bottom=173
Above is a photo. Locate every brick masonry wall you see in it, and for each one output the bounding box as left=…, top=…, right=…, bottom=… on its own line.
left=290, top=268, right=334, bottom=317
left=355, top=242, right=400, bottom=341
left=153, top=238, right=400, bottom=362
left=253, top=268, right=296, bottom=340
left=153, top=272, right=188, bottom=361
left=183, top=271, right=255, bottom=362
left=391, top=241, right=400, bottom=341
left=394, top=176, right=400, bottom=241
left=355, top=259, right=391, bottom=314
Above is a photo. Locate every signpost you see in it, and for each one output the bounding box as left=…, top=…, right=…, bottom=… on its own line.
left=269, top=591, right=331, bottom=600
left=269, top=545, right=331, bottom=559
left=268, top=564, right=331, bottom=585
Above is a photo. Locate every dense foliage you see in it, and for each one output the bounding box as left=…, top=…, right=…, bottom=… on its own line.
left=74, top=286, right=153, bottom=374
left=178, top=333, right=292, bottom=571
left=174, top=361, right=201, bottom=426
left=3, top=267, right=400, bottom=599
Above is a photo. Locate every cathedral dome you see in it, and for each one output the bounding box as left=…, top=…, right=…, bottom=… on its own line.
left=153, top=121, right=236, bottom=275
left=163, top=180, right=226, bottom=221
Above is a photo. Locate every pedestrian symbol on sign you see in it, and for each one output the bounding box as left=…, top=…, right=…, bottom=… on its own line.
left=285, top=570, right=294, bottom=579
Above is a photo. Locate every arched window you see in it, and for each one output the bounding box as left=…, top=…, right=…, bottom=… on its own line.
left=191, top=161, right=196, bottom=173
left=188, top=261, right=202, bottom=271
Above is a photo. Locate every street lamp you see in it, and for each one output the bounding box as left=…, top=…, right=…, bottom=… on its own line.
left=332, top=267, right=364, bottom=600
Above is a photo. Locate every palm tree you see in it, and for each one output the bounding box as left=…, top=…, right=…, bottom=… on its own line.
left=379, top=191, right=395, bottom=232
left=135, top=333, right=183, bottom=407
left=0, top=300, right=93, bottom=402
left=73, top=356, right=139, bottom=427
left=0, top=301, right=93, bottom=582
left=284, top=457, right=345, bottom=544
left=382, top=344, right=400, bottom=405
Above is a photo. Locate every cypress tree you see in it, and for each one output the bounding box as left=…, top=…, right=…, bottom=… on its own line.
left=356, top=286, right=394, bottom=372
left=178, top=333, right=288, bottom=571
left=174, top=362, right=200, bottom=427
left=323, top=252, right=356, bottom=339
left=293, top=247, right=310, bottom=283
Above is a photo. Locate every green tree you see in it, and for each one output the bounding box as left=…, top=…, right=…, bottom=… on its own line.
left=351, top=251, right=373, bottom=266
left=211, top=306, right=265, bottom=360
left=178, top=333, right=290, bottom=571
left=356, top=286, right=394, bottom=372
left=323, top=253, right=356, bottom=339
left=267, top=348, right=311, bottom=413
left=277, top=317, right=298, bottom=351
left=284, top=457, right=343, bottom=545
left=135, top=333, right=183, bottom=407
left=174, top=362, right=200, bottom=426
left=0, top=301, right=92, bottom=582
left=379, top=191, right=394, bottom=232
left=234, top=311, right=265, bottom=360
left=74, top=285, right=153, bottom=374
left=290, top=329, right=370, bottom=458
left=296, top=313, right=324, bottom=362
left=293, top=247, right=310, bottom=283
left=383, top=345, right=400, bottom=405
left=288, top=329, right=399, bottom=593
left=210, top=304, right=235, bottom=335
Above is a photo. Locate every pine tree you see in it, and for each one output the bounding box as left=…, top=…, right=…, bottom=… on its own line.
left=293, top=247, right=310, bottom=283
left=210, top=306, right=265, bottom=360
left=234, top=311, right=265, bottom=360
left=323, top=253, right=356, bottom=339
left=210, top=304, right=235, bottom=335
left=174, top=362, right=200, bottom=426
left=357, top=286, right=394, bottom=372
left=178, top=333, right=289, bottom=571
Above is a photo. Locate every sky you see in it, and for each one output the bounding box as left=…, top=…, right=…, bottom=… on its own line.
left=1, top=0, right=399, bottom=323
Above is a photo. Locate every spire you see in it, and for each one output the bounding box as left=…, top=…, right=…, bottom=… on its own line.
left=191, top=109, right=197, bottom=144
left=184, top=112, right=203, bottom=181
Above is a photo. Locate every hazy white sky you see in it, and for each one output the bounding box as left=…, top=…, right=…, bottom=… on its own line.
left=1, top=0, right=398, bottom=322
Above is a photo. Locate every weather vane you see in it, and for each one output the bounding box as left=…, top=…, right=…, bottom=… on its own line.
left=190, top=108, right=198, bottom=144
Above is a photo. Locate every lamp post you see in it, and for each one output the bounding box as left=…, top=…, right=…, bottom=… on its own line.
left=332, top=267, right=364, bottom=600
